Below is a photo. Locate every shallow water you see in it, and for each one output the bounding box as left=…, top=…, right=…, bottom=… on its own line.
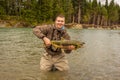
left=0, top=28, right=120, bottom=80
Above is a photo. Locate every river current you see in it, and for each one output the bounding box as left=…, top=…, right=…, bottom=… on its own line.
left=0, top=28, right=120, bottom=80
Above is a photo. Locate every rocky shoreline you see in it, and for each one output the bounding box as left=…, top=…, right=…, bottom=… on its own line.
left=0, top=20, right=33, bottom=28
left=65, top=23, right=120, bottom=30
left=0, top=20, right=120, bottom=30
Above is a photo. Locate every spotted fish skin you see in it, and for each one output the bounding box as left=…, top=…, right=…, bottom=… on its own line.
left=51, top=40, right=85, bottom=50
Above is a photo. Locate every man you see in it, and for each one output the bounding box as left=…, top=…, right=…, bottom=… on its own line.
left=33, top=14, right=75, bottom=71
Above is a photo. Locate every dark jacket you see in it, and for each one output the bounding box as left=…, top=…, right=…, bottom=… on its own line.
left=33, top=24, right=71, bottom=55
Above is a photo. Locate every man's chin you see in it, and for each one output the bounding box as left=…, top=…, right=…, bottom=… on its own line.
left=56, top=26, right=62, bottom=29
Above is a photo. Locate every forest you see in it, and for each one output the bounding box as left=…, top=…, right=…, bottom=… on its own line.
left=0, top=0, right=120, bottom=28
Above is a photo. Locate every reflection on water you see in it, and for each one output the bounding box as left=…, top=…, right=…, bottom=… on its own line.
left=0, top=28, right=120, bottom=80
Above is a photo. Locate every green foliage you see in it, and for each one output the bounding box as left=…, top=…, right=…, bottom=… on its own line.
left=0, top=0, right=120, bottom=27
left=22, top=10, right=36, bottom=22
left=108, top=0, right=119, bottom=23
left=82, top=13, right=91, bottom=23
left=101, top=6, right=108, bottom=18
left=0, top=6, right=5, bottom=15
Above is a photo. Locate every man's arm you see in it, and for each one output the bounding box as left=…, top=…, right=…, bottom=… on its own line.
left=33, top=25, right=51, bottom=47
left=33, top=26, right=47, bottom=39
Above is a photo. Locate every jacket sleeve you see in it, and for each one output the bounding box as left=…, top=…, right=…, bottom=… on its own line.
left=33, top=25, right=48, bottom=39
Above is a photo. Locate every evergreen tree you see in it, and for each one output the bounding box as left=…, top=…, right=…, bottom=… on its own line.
left=91, top=0, right=98, bottom=24
left=101, top=6, right=108, bottom=26
left=105, top=0, right=108, bottom=9
left=0, top=0, right=120, bottom=26
left=62, top=0, right=74, bottom=23
left=81, top=0, right=91, bottom=24
left=53, top=0, right=64, bottom=20
left=108, top=0, right=119, bottom=25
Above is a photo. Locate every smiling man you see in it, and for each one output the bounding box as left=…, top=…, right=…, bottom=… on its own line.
left=33, top=14, right=75, bottom=71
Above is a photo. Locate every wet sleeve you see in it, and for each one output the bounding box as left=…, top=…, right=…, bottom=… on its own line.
left=33, top=25, right=48, bottom=39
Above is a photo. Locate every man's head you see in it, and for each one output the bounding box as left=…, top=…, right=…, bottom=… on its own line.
left=55, top=14, right=65, bottom=29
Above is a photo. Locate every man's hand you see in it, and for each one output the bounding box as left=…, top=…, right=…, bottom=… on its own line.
left=61, top=45, right=75, bottom=50
left=66, top=45, right=75, bottom=50
left=43, top=37, right=51, bottom=47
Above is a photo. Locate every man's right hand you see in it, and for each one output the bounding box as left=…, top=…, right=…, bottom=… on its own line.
left=43, top=37, right=51, bottom=47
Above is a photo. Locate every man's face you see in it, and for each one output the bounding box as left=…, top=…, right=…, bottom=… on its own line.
left=55, top=17, right=65, bottom=29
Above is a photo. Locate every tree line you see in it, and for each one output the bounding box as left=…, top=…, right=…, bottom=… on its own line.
left=0, top=0, right=120, bottom=27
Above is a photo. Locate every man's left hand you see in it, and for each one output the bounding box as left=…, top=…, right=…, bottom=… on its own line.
left=61, top=45, right=75, bottom=50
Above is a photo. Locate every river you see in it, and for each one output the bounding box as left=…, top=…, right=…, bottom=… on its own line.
left=0, top=28, right=120, bottom=80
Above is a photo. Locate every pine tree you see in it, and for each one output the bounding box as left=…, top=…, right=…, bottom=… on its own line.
left=108, top=0, right=119, bottom=26
left=91, top=0, right=98, bottom=25
left=62, top=0, right=74, bottom=23
left=81, top=0, right=91, bottom=24
left=105, top=0, right=108, bottom=9
left=101, top=6, right=108, bottom=26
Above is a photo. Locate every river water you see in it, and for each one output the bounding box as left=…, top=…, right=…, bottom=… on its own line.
left=0, top=28, right=120, bottom=80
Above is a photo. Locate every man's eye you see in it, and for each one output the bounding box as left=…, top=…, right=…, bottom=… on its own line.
left=57, top=20, right=64, bottom=22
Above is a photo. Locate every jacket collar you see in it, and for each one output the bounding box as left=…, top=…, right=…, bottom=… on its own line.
left=53, top=25, right=65, bottom=32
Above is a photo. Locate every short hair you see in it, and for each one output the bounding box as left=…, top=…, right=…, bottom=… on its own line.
left=54, top=14, right=65, bottom=21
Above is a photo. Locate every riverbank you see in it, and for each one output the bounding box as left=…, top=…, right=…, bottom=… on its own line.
left=0, top=20, right=120, bottom=30
left=65, top=23, right=120, bottom=30
left=0, top=20, right=34, bottom=28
